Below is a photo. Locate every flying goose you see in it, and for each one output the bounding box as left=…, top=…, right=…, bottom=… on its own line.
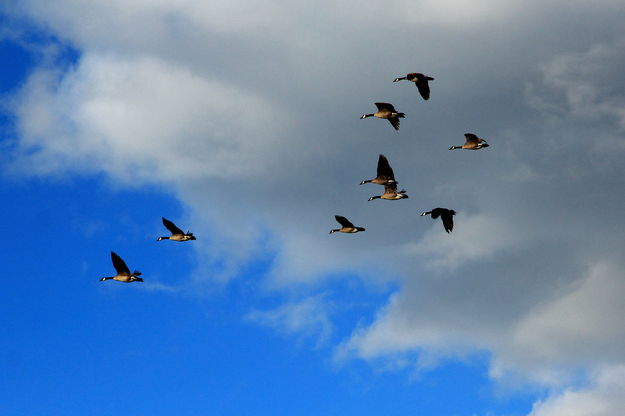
left=449, top=133, right=490, bottom=150
left=360, top=102, right=405, bottom=131
left=420, top=208, right=456, bottom=233
left=100, top=251, right=143, bottom=282
left=329, top=215, right=366, bottom=234
left=368, top=182, right=408, bottom=201
left=393, top=73, right=434, bottom=100
left=360, top=154, right=397, bottom=186
left=157, top=217, right=196, bottom=242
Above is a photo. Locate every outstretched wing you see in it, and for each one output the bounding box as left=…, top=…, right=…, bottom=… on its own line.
left=111, top=251, right=130, bottom=275
left=376, top=154, right=395, bottom=180
left=374, top=102, right=396, bottom=112
left=388, top=117, right=400, bottom=131
left=384, top=182, right=398, bottom=194
left=441, top=210, right=456, bottom=233
left=335, top=215, right=355, bottom=228
left=464, top=133, right=480, bottom=144
left=415, top=79, right=431, bottom=100
left=162, top=217, right=184, bottom=235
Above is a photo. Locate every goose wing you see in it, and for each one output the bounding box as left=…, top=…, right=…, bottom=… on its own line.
left=384, top=182, right=398, bottom=194
left=374, top=102, right=396, bottom=112
left=415, top=79, right=431, bottom=100
left=464, top=133, right=481, bottom=144
left=388, top=117, right=400, bottom=131
left=111, top=251, right=131, bottom=275
left=162, top=217, right=184, bottom=235
left=376, top=154, right=395, bottom=180
left=335, top=215, right=355, bottom=228
left=441, top=210, right=456, bottom=233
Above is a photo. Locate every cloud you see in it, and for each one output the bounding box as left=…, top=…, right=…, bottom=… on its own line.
left=528, top=366, right=625, bottom=416
left=10, top=53, right=286, bottom=182
left=246, top=294, right=334, bottom=346
left=527, top=40, right=625, bottom=130
left=140, top=281, right=180, bottom=293
left=406, top=212, right=523, bottom=269
left=495, top=261, right=625, bottom=382
left=341, top=242, right=625, bottom=385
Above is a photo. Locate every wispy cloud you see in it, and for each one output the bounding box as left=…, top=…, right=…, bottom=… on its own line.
left=246, top=294, right=334, bottom=347
left=140, top=281, right=180, bottom=293
left=527, top=40, right=625, bottom=130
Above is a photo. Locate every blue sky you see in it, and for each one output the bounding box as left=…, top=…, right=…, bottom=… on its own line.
left=1, top=175, right=532, bottom=415
left=0, top=165, right=533, bottom=415
left=2, top=2, right=625, bottom=415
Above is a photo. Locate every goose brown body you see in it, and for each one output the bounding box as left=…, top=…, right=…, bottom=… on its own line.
left=360, top=154, right=397, bottom=186
left=360, top=102, right=405, bottom=131
left=393, top=72, right=434, bottom=100
left=100, top=252, right=143, bottom=282
left=368, top=182, right=409, bottom=201
left=420, top=208, right=456, bottom=233
left=449, top=133, right=490, bottom=150
left=329, top=215, right=366, bottom=234
left=157, top=217, right=196, bottom=242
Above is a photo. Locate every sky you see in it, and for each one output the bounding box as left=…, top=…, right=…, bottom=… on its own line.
left=2, top=1, right=625, bottom=415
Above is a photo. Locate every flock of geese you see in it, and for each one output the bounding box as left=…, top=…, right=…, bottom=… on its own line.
left=100, top=217, right=195, bottom=283
left=102, top=72, right=489, bottom=283
left=330, top=72, right=489, bottom=236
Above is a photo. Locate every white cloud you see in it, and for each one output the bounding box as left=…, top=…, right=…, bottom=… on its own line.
left=406, top=212, right=523, bottom=269
left=246, top=295, right=334, bottom=345
left=494, top=261, right=625, bottom=382
left=11, top=53, right=285, bottom=182
left=528, top=366, right=625, bottom=416
left=140, top=281, right=180, bottom=293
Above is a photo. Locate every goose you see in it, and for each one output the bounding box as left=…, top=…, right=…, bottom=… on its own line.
left=368, top=182, right=408, bottom=201
left=157, top=217, right=196, bottom=242
left=449, top=133, right=489, bottom=150
left=360, top=154, right=397, bottom=186
left=393, top=73, right=434, bottom=100
left=360, top=102, right=405, bottom=131
left=420, top=208, right=456, bottom=233
left=100, top=251, right=143, bottom=282
left=329, top=215, right=365, bottom=234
